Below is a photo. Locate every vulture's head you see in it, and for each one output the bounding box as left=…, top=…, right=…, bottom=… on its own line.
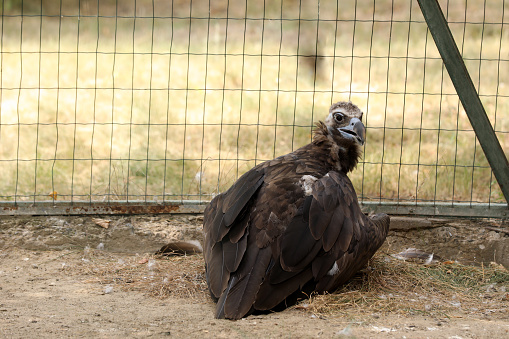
left=313, top=101, right=365, bottom=173
left=324, top=101, right=365, bottom=147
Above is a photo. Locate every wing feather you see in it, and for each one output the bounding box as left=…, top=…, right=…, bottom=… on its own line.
left=306, top=171, right=372, bottom=286
left=321, top=206, right=345, bottom=252
left=223, top=170, right=265, bottom=226
left=279, top=196, right=322, bottom=271
left=203, top=168, right=265, bottom=304
left=206, top=242, right=230, bottom=297
left=222, top=246, right=272, bottom=319
left=255, top=267, right=313, bottom=310
left=336, top=217, right=354, bottom=252
left=268, top=256, right=303, bottom=284
left=223, top=231, right=248, bottom=272
left=308, top=198, right=333, bottom=240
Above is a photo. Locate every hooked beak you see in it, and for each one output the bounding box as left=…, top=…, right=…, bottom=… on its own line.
left=338, top=118, right=365, bottom=146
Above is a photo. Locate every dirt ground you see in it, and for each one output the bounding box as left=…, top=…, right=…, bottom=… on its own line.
left=1, top=214, right=508, bottom=338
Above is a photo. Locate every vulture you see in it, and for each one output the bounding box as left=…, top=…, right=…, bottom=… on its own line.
left=203, top=101, right=390, bottom=320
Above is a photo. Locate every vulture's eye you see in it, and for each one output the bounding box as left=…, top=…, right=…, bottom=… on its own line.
left=333, top=113, right=344, bottom=123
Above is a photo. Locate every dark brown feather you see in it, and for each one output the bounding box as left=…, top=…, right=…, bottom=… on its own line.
left=227, top=212, right=250, bottom=243
left=308, top=198, right=334, bottom=240
left=268, top=256, right=304, bottom=284
left=223, top=170, right=265, bottom=226
left=322, top=207, right=347, bottom=252
left=207, top=194, right=227, bottom=243
left=222, top=231, right=248, bottom=272
left=278, top=196, right=322, bottom=271
left=222, top=245, right=272, bottom=319
left=255, top=267, right=314, bottom=310
left=207, top=241, right=230, bottom=297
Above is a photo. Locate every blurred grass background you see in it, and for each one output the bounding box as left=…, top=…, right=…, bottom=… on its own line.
left=0, top=0, right=507, bottom=204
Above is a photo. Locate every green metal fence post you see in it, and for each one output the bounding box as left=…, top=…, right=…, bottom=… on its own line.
left=417, top=0, right=509, bottom=206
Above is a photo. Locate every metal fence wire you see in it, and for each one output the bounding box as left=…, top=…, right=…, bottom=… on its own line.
left=0, top=0, right=508, bottom=217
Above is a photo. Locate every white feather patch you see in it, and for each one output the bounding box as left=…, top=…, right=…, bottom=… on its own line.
left=327, top=262, right=339, bottom=276
left=299, top=175, right=318, bottom=196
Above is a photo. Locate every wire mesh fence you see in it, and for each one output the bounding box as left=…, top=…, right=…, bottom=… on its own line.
left=0, top=0, right=507, bottom=216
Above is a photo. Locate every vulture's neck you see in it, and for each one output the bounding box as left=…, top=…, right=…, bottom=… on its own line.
left=310, top=121, right=362, bottom=173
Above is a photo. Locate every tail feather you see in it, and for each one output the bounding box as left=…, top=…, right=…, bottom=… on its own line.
left=222, top=247, right=271, bottom=319
left=215, top=276, right=237, bottom=319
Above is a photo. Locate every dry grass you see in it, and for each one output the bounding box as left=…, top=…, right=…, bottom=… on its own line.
left=1, top=0, right=508, bottom=203
left=301, top=254, right=509, bottom=319
left=65, top=248, right=509, bottom=319
left=66, top=249, right=208, bottom=300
